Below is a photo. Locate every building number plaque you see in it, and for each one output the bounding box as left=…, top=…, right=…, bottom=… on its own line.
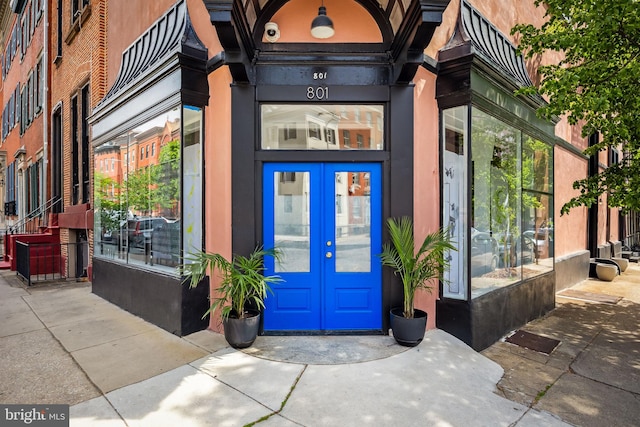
left=307, top=70, right=329, bottom=100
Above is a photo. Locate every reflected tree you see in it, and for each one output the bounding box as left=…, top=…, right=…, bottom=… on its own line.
left=95, top=172, right=127, bottom=234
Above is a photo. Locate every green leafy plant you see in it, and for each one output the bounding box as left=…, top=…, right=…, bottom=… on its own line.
left=180, top=246, right=282, bottom=320
left=512, top=0, right=640, bottom=214
left=379, top=217, right=455, bottom=319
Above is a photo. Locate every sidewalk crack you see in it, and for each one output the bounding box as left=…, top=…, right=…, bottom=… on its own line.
left=244, top=365, right=308, bottom=427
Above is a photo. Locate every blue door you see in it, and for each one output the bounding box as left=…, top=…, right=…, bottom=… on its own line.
left=263, top=163, right=382, bottom=331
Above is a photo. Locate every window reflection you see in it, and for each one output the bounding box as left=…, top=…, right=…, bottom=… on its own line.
left=469, top=108, right=553, bottom=298
left=94, top=106, right=202, bottom=274
left=522, top=135, right=553, bottom=278
left=335, top=171, right=371, bottom=273
left=274, top=171, right=310, bottom=272
left=471, top=109, right=521, bottom=297
left=261, top=105, right=384, bottom=150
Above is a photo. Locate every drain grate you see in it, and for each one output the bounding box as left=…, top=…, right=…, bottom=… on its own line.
left=505, top=330, right=560, bottom=354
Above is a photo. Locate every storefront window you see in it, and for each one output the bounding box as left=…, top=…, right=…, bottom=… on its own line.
left=261, top=104, right=384, bottom=150
left=442, top=107, right=554, bottom=300
left=471, top=109, right=522, bottom=296
left=94, top=106, right=202, bottom=273
left=522, top=135, right=553, bottom=278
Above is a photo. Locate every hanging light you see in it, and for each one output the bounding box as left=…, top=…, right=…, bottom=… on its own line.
left=311, top=1, right=334, bottom=39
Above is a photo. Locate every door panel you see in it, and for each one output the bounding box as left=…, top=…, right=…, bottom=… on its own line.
left=263, top=165, right=321, bottom=330
left=322, top=164, right=381, bottom=330
left=263, top=163, right=382, bottom=331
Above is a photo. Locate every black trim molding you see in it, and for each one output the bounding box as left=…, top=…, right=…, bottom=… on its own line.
left=204, top=0, right=450, bottom=85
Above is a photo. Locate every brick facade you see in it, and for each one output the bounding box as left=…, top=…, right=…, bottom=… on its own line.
left=49, top=0, right=106, bottom=259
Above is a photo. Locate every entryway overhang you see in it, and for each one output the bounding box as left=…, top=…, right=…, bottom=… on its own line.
left=203, top=0, right=450, bottom=84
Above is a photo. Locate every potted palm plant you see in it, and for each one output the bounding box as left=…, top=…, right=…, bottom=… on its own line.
left=379, top=217, right=455, bottom=346
left=180, top=246, right=282, bottom=348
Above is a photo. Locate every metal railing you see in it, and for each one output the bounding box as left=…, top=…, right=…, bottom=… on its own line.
left=7, top=196, right=62, bottom=235
left=16, top=241, right=89, bottom=286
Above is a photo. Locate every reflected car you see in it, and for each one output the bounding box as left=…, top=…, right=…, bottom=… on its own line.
left=103, top=220, right=127, bottom=246
left=127, top=217, right=171, bottom=248
left=497, top=233, right=536, bottom=268
left=471, top=228, right=498, bottom=275
left=523, top=228, right=553, bottom=258
left=150, top=220, right=181, bottom=266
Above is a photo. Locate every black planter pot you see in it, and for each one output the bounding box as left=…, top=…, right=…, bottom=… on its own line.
left=223, top=311, right=261, bottom=349
left=390, top=308, right=428, bottom=347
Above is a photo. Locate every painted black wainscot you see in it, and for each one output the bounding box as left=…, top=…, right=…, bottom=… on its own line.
left=437, top=271, right=556, bottom=351
left=92, top=258, right=209, bottom=336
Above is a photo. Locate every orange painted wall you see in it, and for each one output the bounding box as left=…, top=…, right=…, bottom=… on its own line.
left=202, top=67, right=233, bottom=332
left=413, top=67, right=441, bottom=329
left=426, top=0, right=457, bottom=58
left=270, top=0, right=380, bottom=43
left=188, top=0, right=231, bottom=332
left=554, top=148, right=588, bottom=255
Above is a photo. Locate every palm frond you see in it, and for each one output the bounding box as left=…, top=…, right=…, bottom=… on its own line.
left=179, top=246, right=282, bottom=320
left=379, top=217, right=456, bottom=318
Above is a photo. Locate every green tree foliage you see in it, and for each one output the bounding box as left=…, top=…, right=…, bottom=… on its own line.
left=512, top=0, right=640, bottom=214
left=125, top=166, right=158, bottom=214
left=124, top=139, right=180, bottom=216
left=155, top=139, right=180, bottom=210
left=94, top=172, right=126, bottom=233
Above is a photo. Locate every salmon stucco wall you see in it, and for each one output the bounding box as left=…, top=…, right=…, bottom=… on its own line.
left=426, top=0, right=457, bottom=58
left=413, top=67, right=441, bottom=330
left=106, top=0, right=177, bottom=89
left=187, top=0, right=223, bottom=54
left=202, top=68, right=233, bottom=333
left=190, top=0, right=230, bottom=332
left=271, top=0, right=380, bottom=43
left=554, top=147, right=588, bottom=256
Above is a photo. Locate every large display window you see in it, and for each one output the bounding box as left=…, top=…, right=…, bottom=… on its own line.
left=442, top=107, right=553, bottom=300
left=94, top=106, right=203, bottom=273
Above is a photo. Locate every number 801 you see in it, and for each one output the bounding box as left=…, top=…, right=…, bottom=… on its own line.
left=307, top=86, right=329, bottom=100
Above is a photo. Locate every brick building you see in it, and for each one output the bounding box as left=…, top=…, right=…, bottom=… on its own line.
left=1, top=0, right=46, bottom=233
left=1, top=0, right=636, bottom=350
left=48, top=0, right=107, bottom=277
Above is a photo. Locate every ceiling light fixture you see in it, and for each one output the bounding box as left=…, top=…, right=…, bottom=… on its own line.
left=311, top=1, right=335, bottom=39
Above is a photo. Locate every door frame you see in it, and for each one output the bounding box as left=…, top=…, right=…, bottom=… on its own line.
left=229, top=83, right=414, bottom=334
left=262, top=162, right=383, bottom=332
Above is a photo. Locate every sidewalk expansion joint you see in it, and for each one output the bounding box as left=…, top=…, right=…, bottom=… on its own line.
left=103, top=394, right=130, bottom=426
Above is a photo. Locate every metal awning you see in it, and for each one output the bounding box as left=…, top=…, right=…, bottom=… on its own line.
left=90, top=0, right=208, bottom=145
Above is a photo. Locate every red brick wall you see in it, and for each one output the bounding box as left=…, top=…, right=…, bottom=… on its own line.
left=1, top=2, right=46, bottom=218
left=49, top=0, right=107, bottom=250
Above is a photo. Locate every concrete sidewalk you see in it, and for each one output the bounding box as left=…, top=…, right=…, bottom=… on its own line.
left=482, top=264, right=640, bottom=427
left=1, top=265, right=637, bottom=426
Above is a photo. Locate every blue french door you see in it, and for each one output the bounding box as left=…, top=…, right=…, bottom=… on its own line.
left=263, top=163, right=382, bottom=331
